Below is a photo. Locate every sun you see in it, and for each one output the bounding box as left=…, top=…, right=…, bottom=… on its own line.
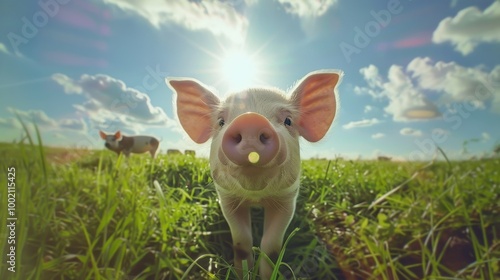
left=219, top=49, right=259, bottom=91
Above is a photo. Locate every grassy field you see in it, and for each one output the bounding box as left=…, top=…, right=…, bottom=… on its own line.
left=0, top=131, right=499, bottom=279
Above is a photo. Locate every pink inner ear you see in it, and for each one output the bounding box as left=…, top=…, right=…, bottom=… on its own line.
left=99, top=130, right=107, bottom=140
left=114, top=131, right=121, bottom=139
left=293, top=72, right=341, bottom=142
left=169, top=80, right=219, bottom=144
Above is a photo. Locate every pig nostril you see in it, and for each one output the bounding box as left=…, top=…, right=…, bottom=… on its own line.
left=260, top=133, right=268, bottom=144
left=233, top=134, right=242, bottom=144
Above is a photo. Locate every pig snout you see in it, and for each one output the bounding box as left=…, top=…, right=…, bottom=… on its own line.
left=105, top=142, right=110, bottom=148
left=221, top=113, right=279, bottom=166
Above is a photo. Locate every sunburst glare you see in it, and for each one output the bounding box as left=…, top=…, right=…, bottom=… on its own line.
left=219, top=49, right=259, bottom=91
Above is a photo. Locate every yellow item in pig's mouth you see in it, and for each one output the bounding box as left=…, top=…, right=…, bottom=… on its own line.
left=248, top=152, right=260, bottom=164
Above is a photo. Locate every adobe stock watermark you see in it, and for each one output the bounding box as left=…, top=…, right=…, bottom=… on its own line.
left=5, top=167, right=17, bottom=273
left=7, top=0, right=71, bottom=54
left=340, top=0, right=412, bottom=63
left=409, top=77, right=499, bottom=161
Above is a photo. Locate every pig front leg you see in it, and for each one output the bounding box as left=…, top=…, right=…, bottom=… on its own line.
left=122, top=150, right=131, bottom=158
left=259, top=192, right=298, bottom=279
left=149, top=147, right=158, bottom=158
left=219, top=197, right=254, bottom=279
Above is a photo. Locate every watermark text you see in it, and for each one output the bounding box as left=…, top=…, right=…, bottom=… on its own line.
left=6, top=167, right=17, bottom=273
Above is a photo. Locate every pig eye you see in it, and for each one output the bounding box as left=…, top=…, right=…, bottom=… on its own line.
left=284, top=117, right=292, bottom=126
left=218, top=118, right=225, bottom=127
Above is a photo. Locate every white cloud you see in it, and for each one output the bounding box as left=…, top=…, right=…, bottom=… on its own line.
left=450, top=0, right=460, bottom=8
left=482, top=132, right=490, bottom=141
left=364, top=105, right=373, bottom=113
left=360, top=64, right=383, bottom=90
left=371, top=133, right=385, bottom=139
left=276, top=0, right=338, bottom=18
left=8, top=107, right=59, bottom=128
left=408, top=57, right=500, bottom=112
left=52, top=73, right=82, bottom=94
left=59, top=119, right=87, bottom=131
left=0, top=42, right=10, bottom=55
left=0, top=117, right=21, bottom=129
left=53, top=133, right=66, bottom=139
left=432, top=1, right=500, bottom=55
left=357, top=57, right=500, bottom=121
left=6, top=107, right=88, bottom=133
left=400, top=127, right=422, bottom=137
left=52, top=73, right=172, bottom=132
left=101, top=0, right=250, bottom=44
left=0, top=42, right=26, bottom=58
left=342, top=118, right=381, bottom=129
left=356, top=64, right=441, bottom=122
left=432, top=128, right=449, bottom=136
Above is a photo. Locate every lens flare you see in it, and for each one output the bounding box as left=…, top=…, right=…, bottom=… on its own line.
left=220, top=50, right=258, bottom=91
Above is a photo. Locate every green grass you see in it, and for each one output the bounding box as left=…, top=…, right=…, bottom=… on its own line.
left=0, top=124, right=499, bottom=279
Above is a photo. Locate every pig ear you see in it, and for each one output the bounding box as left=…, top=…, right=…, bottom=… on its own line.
left=114, top=131, right=122, bottom=140
left=99, top=130, right=107, bottom=140
left=291, top=71, right=342, bottom=142
left=168, top=79, right=220, bottom=144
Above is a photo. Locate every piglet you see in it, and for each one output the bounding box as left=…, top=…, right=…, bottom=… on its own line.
left=99, top=130, right=159, bottom=158
left=168, top=70, right=342, bottom=279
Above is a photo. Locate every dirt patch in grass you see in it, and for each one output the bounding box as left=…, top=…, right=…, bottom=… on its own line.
left=45, top=148, right=95, bottom=164
left=315, top=211, right=499, bottom=279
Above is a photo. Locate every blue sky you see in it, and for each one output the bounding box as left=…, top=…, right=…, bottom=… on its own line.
left=1, top=0, right=499, bottom=160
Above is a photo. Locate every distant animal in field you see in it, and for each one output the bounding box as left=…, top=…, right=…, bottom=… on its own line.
left=166, top=149, right=182, bottom=155
left=377, top=156, right=392, bottom=161
left=99, top=130, right=159, bottom=158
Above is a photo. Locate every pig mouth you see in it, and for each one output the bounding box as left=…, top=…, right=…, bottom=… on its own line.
left=215, top=148, right=289, bottom=190
left=217, top=143, right=287, bottom=169
left=212, top=165, right=282, bottom=191
left=238, top=165, right=273, bottom=177
left=212, top=159, right=299, bottom=193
